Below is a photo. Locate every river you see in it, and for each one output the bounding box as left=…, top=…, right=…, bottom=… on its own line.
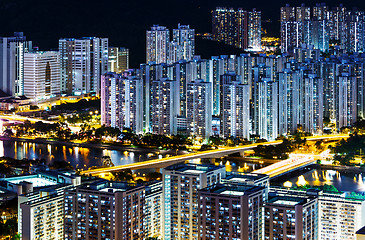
left=0, top=139, right=170, bottom=170
left=2, top=139, right=364, bottom=192
left=279, top=168, right=365, bottom=193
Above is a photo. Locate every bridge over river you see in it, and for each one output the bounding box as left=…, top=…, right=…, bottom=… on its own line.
left=81, top=134, right=348, bottom=178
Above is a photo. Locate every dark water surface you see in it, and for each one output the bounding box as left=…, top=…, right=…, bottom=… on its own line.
left=0, top=140, right=166, bottom=170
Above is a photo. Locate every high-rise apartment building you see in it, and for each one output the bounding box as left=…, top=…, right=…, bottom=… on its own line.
left=170, top=24, right=195, bottom=63
left=59, top=37, right=108, bottom=95
left=119, top=75, right=143, bottom=133
left=318, top=192, right=365, bottom=240
left=222, top=173, right=270, bottom=201
left=64, top=180, right=145, bottom=240
left=212, top=8, right=261, bottom=50
left=4, top=171, right=81, bottom=240
left=220, top=73, right=250, bottom=139
left=199, top=183, right=265, bottom=240
left=294, top=44, right=321, bottom=62
left=248, top=9, right=262, bottom=50
left=212, top=8, right=245, bottom=48
left=278, top=69, right=301, bottom=135
left=186, top=80, right=212, bottom=139
left=0, top=32, right=32, bottom=96
left=264, top=195, right=318, bottom=240
left=150, top=78, right=178, bottom=135
left=145, top=181, right=162, bottom=238
left=20, top=190, right=65, bottom=240
left=23, top=51, right=60, bottom=100
left=100, top=73, right=143, bottom=133
left=337, top=73, right=357, bottom=129
left=257, top=79, right=278, bottom=140
left=101, top=72, right=120, bottom=128
left=280, top=5, right=311, bottom=53
left=146, top=25, right=169, bottom=64
left=303, top=74, right=323, bottom=133
left=162, top=163, right=226, bottom=240
left=108, top=47, right=129, bottom=73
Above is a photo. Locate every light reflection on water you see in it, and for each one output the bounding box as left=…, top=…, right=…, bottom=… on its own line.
left=286, top=169, right=365, bottom=193
left=197, top=158, right=269, bottom=173
left=0, top=140, right=162, bottom=170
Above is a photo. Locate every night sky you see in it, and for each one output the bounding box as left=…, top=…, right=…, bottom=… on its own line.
left=1, top=0, right=364, bottom=67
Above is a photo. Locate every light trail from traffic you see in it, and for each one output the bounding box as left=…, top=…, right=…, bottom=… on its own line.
left=81, top=134, right=349, bottom=176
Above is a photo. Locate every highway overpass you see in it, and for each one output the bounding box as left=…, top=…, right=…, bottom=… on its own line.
left=252, top=154, right=316, bottom=178
left=81, top=134, right=349, bottom=177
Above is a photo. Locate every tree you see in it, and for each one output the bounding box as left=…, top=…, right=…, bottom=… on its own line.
left=113, top=169, right=133, bottom=182
left=323, top=184, right=339, bottom=193
left=49, top=160, right=73, bottom=170
left=0, top=162, right=14, bottom=176
left=101, top=156, right=114, bottom=167
left=3, top=128, right=13, bottom=137
left=145, top=172, right=162, bottom=181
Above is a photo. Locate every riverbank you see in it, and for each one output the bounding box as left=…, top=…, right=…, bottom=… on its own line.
left=0, top=136, right=179, bottom=154
left=312, top=164, right=365, bottom=174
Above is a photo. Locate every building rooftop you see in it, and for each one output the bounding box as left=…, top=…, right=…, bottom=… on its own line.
left=201, top=183, right=264, bottom=197
left=225, top=173, right=269, bottom=183
left=7, top=176, right=56, bottom=188
left=0, top=170, right=81, bottom=194
left=267, top=196, right=309, bottom=206
left=165, top=163, right=225, bottom=174
left=79, top=179, right=141, bottom=193
left=356, top=226, right=365, bottom=235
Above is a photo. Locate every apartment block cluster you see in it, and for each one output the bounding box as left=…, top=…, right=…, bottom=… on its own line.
left=281, top=4, right=365, bottom=53
left=1, top=164, right=364, bottom=240
left=0, top=32, right=129, bottom=101
left=212, top=7, right=262, bottom=51
left=102, top=42, right=365, bottom=140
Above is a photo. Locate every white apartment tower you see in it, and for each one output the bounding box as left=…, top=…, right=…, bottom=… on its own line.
left=20, top=192, right=65, bottom=240
left=23, top=51, right=60, bottom=100
left=258, top=79, right=278, bottom=141
left=145, top=182, right=162, bottom=238
left=150, top=78, right=179, bottom=135
left=171, top=24, right=195, bottom=62
left=337, top=73, right=357, bottom=129
left=303, top=74, right=323, bottom=133
left=220, top=73, right=250, bottom=139
left=318, top=193, right=365, bottom=240
left=59, top=37, right=108, bottom=95
left=248, top=9, right=262, bottom=50
left=101, top=73, right=143, bottom=133
left=119, top=76, right=143, bottom=134
left=146, top=25, right=169, bottom=64
left=186, top=80, right=212, bottom=139
left=162, top=163, right=226, bottom=240
left=0, top=32, right=32, bottom=96
left=101, top=73, right=120, bottom=128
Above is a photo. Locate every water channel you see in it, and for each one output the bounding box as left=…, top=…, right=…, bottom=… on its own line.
left=1, top=139, right=364, bottom=192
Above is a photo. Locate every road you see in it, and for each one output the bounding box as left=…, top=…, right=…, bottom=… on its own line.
left=0, top=114, right=80, bottom=132
left=252, top=154, right=316, bottom=178
left=81, top=134, right=349, bottom=177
